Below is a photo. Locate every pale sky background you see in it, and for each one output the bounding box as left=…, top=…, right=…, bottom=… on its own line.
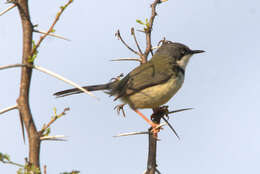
left=1, top=0, right=260, bottom=173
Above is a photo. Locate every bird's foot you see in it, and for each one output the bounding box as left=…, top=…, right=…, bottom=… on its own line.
left=114, top=104, right=126, bottom=117
left=134, top=109, right=163, bottom=137
left=150, top=123, right=163, bottom=137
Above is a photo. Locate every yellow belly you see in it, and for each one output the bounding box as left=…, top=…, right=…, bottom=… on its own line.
left=124, top=73, right=184, bottom=109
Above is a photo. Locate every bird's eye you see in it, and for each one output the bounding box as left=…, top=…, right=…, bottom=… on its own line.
left=181, top=50, right=186, bottom=56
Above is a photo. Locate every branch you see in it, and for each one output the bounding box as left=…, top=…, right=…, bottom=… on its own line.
left=0, top=4, right=16, bottom=16
left=146, top=106, right=192, bottom=173
left=31, top=0, right=73, bottom=57
left=16, top=0, right=40, bottom=167
left=14, top=0, right=73, bottom=170
left=131, top=27, right=143, bottom=54
left=146, top=107, right=165, bottom=174
left=0, top=104, right=18, bottom=115
left=143, top=0, right=162, bottom=63
left=115, top=30, right=141, bottom=56
left=34, top=29, right=71, bottom=41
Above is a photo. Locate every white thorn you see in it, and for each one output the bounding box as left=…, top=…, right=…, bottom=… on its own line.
left=0, top=4, right=16, bottom=16
left=0, top=104, right=18, bottom=115
left=113, top=131, right=148, bottom=137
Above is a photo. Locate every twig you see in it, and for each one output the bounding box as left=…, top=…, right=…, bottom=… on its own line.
left=40, top=107, right=69, bottom=134
left=0, top=153, right=24, bottom=167
left=40, top=135, right=66, bottom=141
left=110, top=57, right=142, bottom=62
left=113, top=131, right=148, bottom=138
left=0, top=4, right=16, bottom=16
left=131, top=27, right=143, bottom=54
left=1, top=160, right=24, bottom=168
left=115, top=30, right=141, bottom=56
left=34, top=29, right=71, bottom=41
left=143, top=0, right=162, bottom=64
left=0, top=104, right=18, bottom=115
left=0, top=63, right=97, bottom=99
left=31, top=0, right=73, bottom=57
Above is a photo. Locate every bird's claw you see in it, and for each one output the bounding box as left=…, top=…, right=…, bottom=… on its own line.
left=150, top=123, right=165, bottom=137
left=114, top=104, right=126, bottom=117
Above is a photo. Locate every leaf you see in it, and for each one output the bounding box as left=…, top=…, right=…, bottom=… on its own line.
left=28, top=40, right=38, bottom=63
left=42, top=127, right=51, bottom=137
left=136, top=19, right=144, bottom=25
left=3, top=154, right=10, bottom=161
left=145, top=18, right=150, bottom=30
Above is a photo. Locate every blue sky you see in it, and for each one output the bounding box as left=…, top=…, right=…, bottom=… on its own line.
left=1, top=0, right=260, bottom=173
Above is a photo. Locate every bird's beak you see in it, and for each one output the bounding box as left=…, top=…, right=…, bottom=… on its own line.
left=190, top=50, right=205, bottom=54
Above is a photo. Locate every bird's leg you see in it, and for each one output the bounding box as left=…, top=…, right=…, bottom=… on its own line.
left=114, top=104, right=126, bottom=117
left=134, top=109, right=160, bottom=135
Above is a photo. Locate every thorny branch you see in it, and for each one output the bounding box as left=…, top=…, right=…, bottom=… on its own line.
left=10, top=0, right=73, bottom=170
left=115, top=1, right=173, bottom=173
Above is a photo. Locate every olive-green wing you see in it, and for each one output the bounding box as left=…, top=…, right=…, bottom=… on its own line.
left=112, top=57, right=173, bottom=100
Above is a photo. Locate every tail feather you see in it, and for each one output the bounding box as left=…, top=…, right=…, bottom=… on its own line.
left=53, top=82, right=113, bottom=97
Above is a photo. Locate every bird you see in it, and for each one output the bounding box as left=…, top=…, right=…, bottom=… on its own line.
left=54, top=41, right=204, bottom=134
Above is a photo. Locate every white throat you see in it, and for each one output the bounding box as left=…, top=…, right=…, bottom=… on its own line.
left=176, top=54, right=192, bottom=69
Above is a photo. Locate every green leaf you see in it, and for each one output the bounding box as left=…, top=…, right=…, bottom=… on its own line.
left=136, top=19, right=144, bottom=25
left=28, top=40, right=38, bottom=63
left=3, top=154, right=10, bottom=161
left=145, top=18, right=149, bottom=24
left=145, top=18, right=150, bottom=29
left=16, top=168, right=23, bottom=174
left=43, top=127, right=51, bottom=137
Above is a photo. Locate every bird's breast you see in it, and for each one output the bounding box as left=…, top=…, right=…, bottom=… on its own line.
left=126, top=72, right=184, bottom=109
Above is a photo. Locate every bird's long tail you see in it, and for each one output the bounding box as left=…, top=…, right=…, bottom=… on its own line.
left=53, top=82, right=114, bottom=97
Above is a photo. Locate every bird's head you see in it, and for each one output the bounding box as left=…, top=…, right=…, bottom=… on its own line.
left=155, top=41, right=205, bottom=69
